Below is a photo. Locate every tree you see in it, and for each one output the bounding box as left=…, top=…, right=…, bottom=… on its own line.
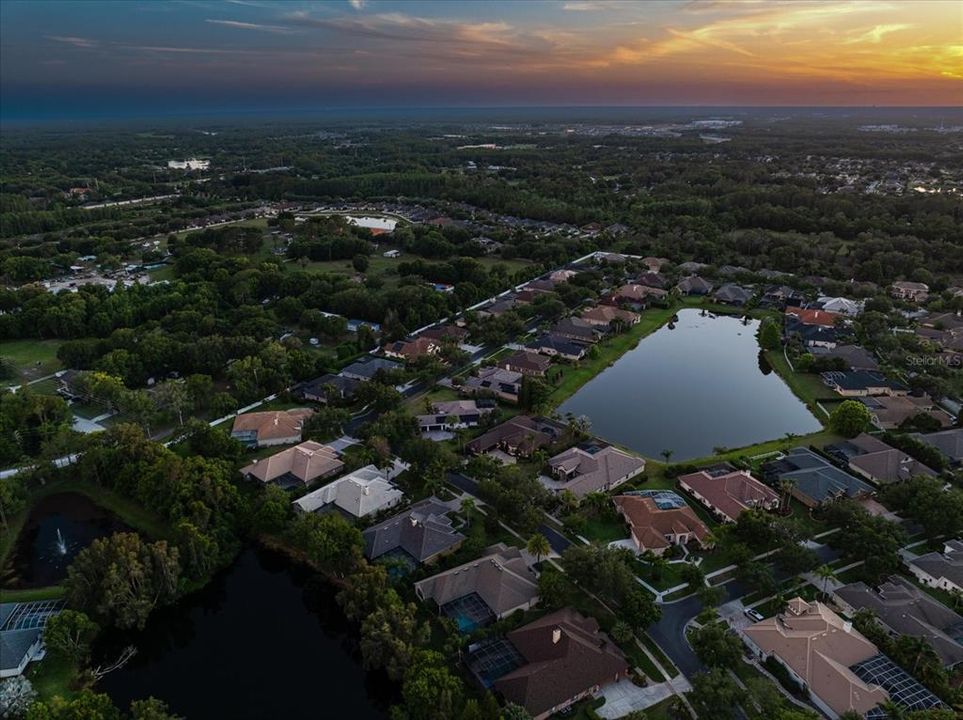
left=303, top=406, right=350, bottom=441
left=25, top=690, right=123, bottom=720
left=400, top=650, right=465, bottom=720
left=776, top=542, right=819, bottom=575
left=0, top=473, right=27, bottom=530
left=661, top=449, right=674, bottom=463
left=288, top=512, right=364, bottom=577
left=337, top=563, right=392, bottom=623
left=43, top=610, right=99, bottom=664
left=526, top=533, right=550, bottom=564
left=537, top=569, right=568, bottom=609
left=622, top=588, right=662, bottom=629
left=353, top=254, right=370, bottom=273
left=757, top=317, right=782, bottom=351
left=130, top=699, right=183, bottom=720
left=361, top=598, right=429, bottom=681
left=737, top=562, right=777, bottom=597
left=66, top=533, right=181, bottom=630
left=460, top=497, right=476, bottom=525
left=814, top=564, right=837, bottom=597
left=153, top=380, right=191, bottom=426
left=610, top=620, right=634, bottom=644
left=829, top=400, right=872, bottom=437
left=251, top=484, right=291, bottom=533
left=689, top=623, right=743, bottom=667
left=688, top=668, right=745, bottom=720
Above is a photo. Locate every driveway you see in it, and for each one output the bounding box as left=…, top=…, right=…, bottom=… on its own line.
left=595, top=678, right=674, bottom=719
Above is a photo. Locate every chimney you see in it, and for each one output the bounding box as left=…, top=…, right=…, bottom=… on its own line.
left=552, top=627, right=562, bottom=645
left=843, top=621, right=853, bottom=633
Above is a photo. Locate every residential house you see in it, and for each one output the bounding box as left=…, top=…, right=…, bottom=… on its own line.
left=825, top=434, right=936, bottom=486
left=417, top=399, right=495, bottom=434
left=762, top=285, right=805, bottom=308
left=907, top=540, right=963, bottom=594
left=463, top=366, right=524, bottom=403
left=785, top=319, right=840, bottom=349
left=540, top=444, right=645, bottom=498
left=641, top=256, right=669, bottom=272
left=675, top=275, right=714, bottom=296
left=605, top=223, right=630, bottom=236
left=891, top=281, right=930, bottom=303
left=613, top=491, right=710, bottom=556
left=677, top=468, right=780, bottom=523
left=384, top=336, right=440, bottom=361
left=860, top=395, right=953, bottom=431
left=820, top=370, right=908, bottom=397
left=382, top=249, right=401, bottom=258
left=466, top=416, right=565, bottom=459
left=713, top=283, right=753, bottom=306
left=526, top=334, right=587, bottom=362
left=502, top=350, right=552, bottom=377
left=1, top=600, right=64, bottom=678
left=810, top=344, right=879, bottom=371
left=833, top=576, right=963, bottom=668
left=414, top=544, right=539, bottom=624
left=420, top=324, right=469, bottom=344
left=606, top=283, right=667, bottom=309
left=761, top=447, right=875, bottom=508
left=818, top=296, right=864, bottom=316
left=717, top=264, right=750, bottom=277
left=472, top=237, right=503, bottom=254
left=637, top=271, right=667, bottom=289
left=478, top=298, right=518, bottom=318
left=548, top=269, right=578, bottom=284
left=677, top=261, right=708, bottom=274
left=493, top=608, right=629, bottom=720
left=911, top=428, right=963, bottom=467
left=292, top=463, right=406, bottom=518
left=785, top=306, right=843, bottom=328
left=580, top=305, right=640, bottom=327
left=231, top=408, right=314, bottom=448
left=363, top=497, right=465, bottom=564
left=341, top=356, right=402, bottom=381
left=551, top=317, right=604, bottom=344
left=240, top=441, right=344, bottom=488
left=298, top=373, right=360, bottom=404
left=744, top=599, right=891, bottom=719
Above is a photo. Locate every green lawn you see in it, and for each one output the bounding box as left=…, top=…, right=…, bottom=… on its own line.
left=27, top=655, right=80, bottom=703
left=765, top=350, right=837, bottom=418
left=1, top=339, right=64, bottom=385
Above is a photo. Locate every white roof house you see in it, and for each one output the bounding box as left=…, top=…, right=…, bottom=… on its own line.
left=293, top=462, right=406, bottom=518
left=818, top=296, right=864, bottom=316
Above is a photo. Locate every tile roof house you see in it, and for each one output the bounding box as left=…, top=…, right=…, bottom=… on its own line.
left=292, top=463, right=406, bottom=518
left=231, top=408, right=315, bottom=448
left=613, top=493, right=710, bottom=556
left=911, top=428, right=963, bottom=466
left=637, top=271, right=668, bottom=289
left=825, top=433, right=936, bottom=486
left=743, top=598, right=890, bottom=719
left=713, top=283, right=754, bottom=306
left=761, top=447, right=875, bottom=508
left=579, top=305, right=640, bottom=327
left=606, top=283, right=668, bottom=308
left=341, top=356, right=403, bottom=381
left=541, top=445, right=645, bottom=498
left=859, top=395, right=952, bottom=431
left=420, top=324, right=469, bottom=344
left=675, top=275, right=714, bottom=296
left=550, top=317, right=605, bottom=344
left=549, top=269, right=578, bottom=284
left=526, top=334, right=587, bottom=362
left=415, top=544, right=539, bottom=621
left=479, top=298, right=520, bottom=318
left=494, top=608, right=629, bottom=720
left=818, top=296, right=864, bottom=316
left=417, top=399, right=495, bottom=434
left=833, top=576, right=963, bottom=668
left=1, top=600, right=64, bottom=678
left=907, top=540, right=963, bottom=594
left=240, top=441, right=344, bottom=488
left=677, top=468, right=780, bottom=523
left=641, top=256, right=670, bottom=272
left=785, top=306, right=843, bottom=328
left=466, top=416, right=565, bottom=459
left=820, top=370, right=908, bottom=397
left=891, top=281, right=929, bottom=303
left=463, top=366, right=523, bottom=403
left=785, top=319, right=840, bottom=349
left=384, top=336, right=441, bottom=361
left=502, top=350, right=552, bottom=377
left=811, top=344, right=879, bottom=371
left=677, top=261, right=709, bottom=274
left=363, top=497, right=465, bottom=564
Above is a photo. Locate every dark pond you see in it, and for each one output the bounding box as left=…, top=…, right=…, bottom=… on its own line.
left=1, top=492, right=130, bottom=589
left=558, top=309, right=821, bottom=460
left=99, top=547, right=393, bottom=720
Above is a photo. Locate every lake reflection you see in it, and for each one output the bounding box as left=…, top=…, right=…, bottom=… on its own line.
left=558, top=309, right=821, bottom=460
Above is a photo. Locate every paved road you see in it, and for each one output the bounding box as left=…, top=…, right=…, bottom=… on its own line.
left=537, top=524, right=572, bottom=554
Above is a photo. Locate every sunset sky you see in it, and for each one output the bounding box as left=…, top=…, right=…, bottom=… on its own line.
left=1, top=0, right=960, bottom=119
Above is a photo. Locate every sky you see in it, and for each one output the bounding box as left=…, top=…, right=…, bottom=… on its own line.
left=1, top=0, right=960, bottom=120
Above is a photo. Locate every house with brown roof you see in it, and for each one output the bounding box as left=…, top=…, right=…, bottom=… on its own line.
left=677, top=468, right=779, bottom=523
left=833, top=576, right=963, bottom=668
left=419, top=324, right=469, bottom=344
left=613, top=492, right=710, bottom=556
left=859, top=395, right=953, bottom=431
left=417, top=399, right=495, bottom=435
left=465, top=416, right=565, bottom=459
left=231, top=408, right=315, bottom=448
left=502, top=350, right=552, bottom=377
left=493, top=608, right=629, bottom=720
left=641, top=256, right=669, bottom=272
left=415, top=544, right=539, bottom=624
left=891, top=281, right=929, bottom=303
left=239, top=440, right=343, bottom=488
left=579, top=305, right=640, bottom=328
left=675, top=275, right=714, bottom=296
left=743, top=598, right=890, bottom=719
left=541, top=445, right=645, bottom=498
left=637, top=271, right=667, bottom=289
left=785, top=306, right=843, bottom=328
left=606, top=283, right=668, bottom=309
left=463, top=366, right=523, bottom=403
left=825, top=433, right=937, bottom=485
left=384, top=336, right=441, bottom=361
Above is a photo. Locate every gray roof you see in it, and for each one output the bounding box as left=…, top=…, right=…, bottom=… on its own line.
left=0, top=600, right=64, bottom=674
left=764, top=447, right=875, bottom=505
left=911, top=428, right=963, bottom=463
left=363, top=497, right=464, bottom=563
left=827, top=434, right=937, bottom=484
left=526, top=333, right=586, bottom=358
left=910, top=542, right=963, bottom=591
left=341, top=356, right=402, bottom=380
left=835, top=576, right=963, bottom=668
left=811, top=344, right=879, bottom=371
left=713, top=283, right=753, bottom=304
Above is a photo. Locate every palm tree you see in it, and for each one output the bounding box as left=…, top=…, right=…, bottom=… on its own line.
left=877, top=700, right=907, bottom=720
left=610, top=620, right=634, bottom=644
left=778, top=478, right=796, bottom=515
left=661, top=449, right=674, bottom=464
left=526, top=533, right=551, bottom=564
left=814, top=564, right=836, bottom=597
left=895, top=634, right=940, bottom=682
left=460, top=498, right=476, bottom=526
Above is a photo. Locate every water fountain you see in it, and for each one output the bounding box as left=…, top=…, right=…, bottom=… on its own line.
left=55, top=528, right=67, bottom=556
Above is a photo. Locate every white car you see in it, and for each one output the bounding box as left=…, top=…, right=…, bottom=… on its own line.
left=744, top=608, right=764, bottom=622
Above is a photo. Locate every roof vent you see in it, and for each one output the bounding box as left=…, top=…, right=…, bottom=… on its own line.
left=552, top=627, right=562, bottom=645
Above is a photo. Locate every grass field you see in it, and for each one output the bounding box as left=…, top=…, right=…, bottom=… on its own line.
left=1, top=339, right=63, bottom=385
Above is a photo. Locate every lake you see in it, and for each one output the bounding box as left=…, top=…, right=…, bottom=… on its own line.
left=1, top=492, right=130, bottom=589
left=100, top=547, right=392, bottom=720
left=558, top=309, right=821, bottom=460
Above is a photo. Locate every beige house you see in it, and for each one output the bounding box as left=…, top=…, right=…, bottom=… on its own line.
left=891, top=281, right=929, bottom=303
left=579, top=305, right=640, bottom=327
left=542, top=445, right=645, bottom=498
left=743, top=598, right=889, bottom=718
left=231, top=408, right=314, bottom=448
left=677, top=469, right=779, bottom=523
left=240, top=440, right=343, bottom=488
left=613, top=493, right=710, bottom=556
